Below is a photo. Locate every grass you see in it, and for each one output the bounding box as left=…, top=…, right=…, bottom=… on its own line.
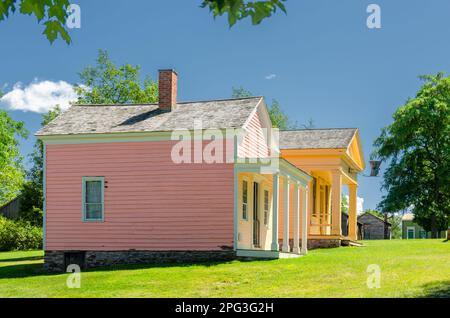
left=0, top=239, right=448, bottom=298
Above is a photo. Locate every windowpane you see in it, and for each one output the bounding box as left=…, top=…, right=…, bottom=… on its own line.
left=243, top=181, right=248, bottom=202
left=86, top=181, right=102, bottom=203
left=83, top=178, right=104, bottom=221
left=242, top=180, right=248, bottom=220
left=264, top=190, right=269, bottom=211
left=86, top=203, right=102, bottom=220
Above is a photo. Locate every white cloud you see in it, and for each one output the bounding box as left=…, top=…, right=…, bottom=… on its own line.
left=357, top=196, right=364, bottom=214
left=345, top=195, right=365, bottom=214
left=264, top=74, right=277, bottom=80
left=0, top=80, right=78, bottom=113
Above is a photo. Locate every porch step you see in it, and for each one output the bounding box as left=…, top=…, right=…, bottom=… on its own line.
left=341, top=240, right=364, bottom=247
left=236, top=249, right=303, bottom=259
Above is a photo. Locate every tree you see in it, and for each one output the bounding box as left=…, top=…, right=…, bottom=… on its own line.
left=0, top=0, right=71, bottom=44
left=231, top=86, right=253, bottom=98
left=19, top=106, right=61, bottom=226
left=0, top=90, right=28, bottom=205
left=1, top=1, right=287, bottom=45
left=75, top=50, right=158, bottom=105
left=231, top=86, right=302, bottom=129
left=389, top=214, right=402, bottom=239
left=301, top=118, right=315, bottom=129
left=373, top=73, right=450, bottom=237
left=341, top=195, right=348, bottom=214
left=202, top=0, right=287, bottom=27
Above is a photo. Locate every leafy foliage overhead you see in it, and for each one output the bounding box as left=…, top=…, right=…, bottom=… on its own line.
left=0, top=0, right=71, bottom=44
left=75, top=49, right=158, bottom=105
left=201, top=0, right=287, bottom=26
left=373, top=73, right=450, bottom=236
left=1, top=1, right=288, bottom=44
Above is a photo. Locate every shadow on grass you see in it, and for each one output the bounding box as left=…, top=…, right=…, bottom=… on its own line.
left=0, top=256, right=271, bottom=279
left=420, top=281, right=450, bottom=298
left=0, top=255, right=43, bottom=263
left=0, top=263, right=51, bottom=279
left=86, top=258, right=272, bottom=274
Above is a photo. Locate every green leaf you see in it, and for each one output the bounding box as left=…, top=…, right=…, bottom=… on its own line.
left=48, top=0, right=69, bottom=23
left=43, top=19, right=71, bottom=44
left=202, top=0, right=287, bottom=27
left=0, top=0, right=17, bottom=21
left=20, top=0, right=46, bottom=22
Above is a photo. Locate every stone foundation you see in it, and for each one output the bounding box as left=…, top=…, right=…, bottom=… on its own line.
left=306, top=239, right=341, bottom=249
left=279, top=238, right=342, bottom=251
left=45, top=250, right=236, bottom=273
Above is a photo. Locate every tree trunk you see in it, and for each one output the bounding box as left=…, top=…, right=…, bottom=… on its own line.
left=384, top=213, right=389, bottom=239
left=431, top=214, right=437, bottom=239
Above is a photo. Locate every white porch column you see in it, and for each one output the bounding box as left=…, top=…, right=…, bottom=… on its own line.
left=331, top=170, right=342, bottom=236
left=292, top=182, right=300, bottom=254
left=301, top=187, right=308, bottom=254
left=233, top=169, right=239, bottom=250
left=348, top=184, right=358, bottom=241
left=271, top=173, right=280, bottom=251
left=282, top=176, right=291, bottom=252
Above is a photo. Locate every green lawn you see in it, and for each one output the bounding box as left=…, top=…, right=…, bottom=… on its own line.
left=0, top=239, right=448, bottom=298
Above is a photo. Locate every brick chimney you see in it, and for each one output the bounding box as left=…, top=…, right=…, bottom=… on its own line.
left=158, top=69, right=177, bottom=112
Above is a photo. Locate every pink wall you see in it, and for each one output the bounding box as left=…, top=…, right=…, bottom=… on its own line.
left=45, top=141, right=234, bottom=251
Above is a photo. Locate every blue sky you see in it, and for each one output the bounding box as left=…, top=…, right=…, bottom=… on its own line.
left=1, top=0, right=450, bottom=210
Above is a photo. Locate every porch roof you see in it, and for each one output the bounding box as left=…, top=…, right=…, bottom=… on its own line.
left=279, top=128, right=365, bottom=171
left=234, top=157, right=312, bottom=186
left=279, top=128, right=357, bottom=150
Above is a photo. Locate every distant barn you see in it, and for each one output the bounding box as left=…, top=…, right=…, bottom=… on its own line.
left=358, top=213, right=391, bottom=240
left=0, top=197, right=21, bottom=220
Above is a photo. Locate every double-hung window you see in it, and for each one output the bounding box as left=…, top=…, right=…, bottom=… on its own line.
left=242, top=180, right=248, bottom=220
left=82, top=177, right=104, bottom=221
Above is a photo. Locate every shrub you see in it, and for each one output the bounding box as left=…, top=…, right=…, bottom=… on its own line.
left=0, top=216, right=43, bottom=251
left=20, top=207, right=43, bottom=227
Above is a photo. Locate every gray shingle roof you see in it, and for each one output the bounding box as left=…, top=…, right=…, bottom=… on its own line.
left=279, top=128, right=357, bottom=150
left=36, top=97, right=262, bottom=136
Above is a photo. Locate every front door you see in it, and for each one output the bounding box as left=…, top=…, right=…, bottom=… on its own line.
left=407, top=228, right=415, bottom=239
left=253, top=182, right=260, bottom=247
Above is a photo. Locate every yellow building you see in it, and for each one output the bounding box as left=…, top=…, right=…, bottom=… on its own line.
left=280, top=128, right=365, bottom=246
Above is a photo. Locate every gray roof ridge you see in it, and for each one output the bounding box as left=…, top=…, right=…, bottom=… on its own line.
left=359, top=212, right=391, bottom=225
left=73, top=96, right=263, bottom=107
left=280, top=127, right=358, bottom=132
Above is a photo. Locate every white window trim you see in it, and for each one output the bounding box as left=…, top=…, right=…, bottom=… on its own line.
left=242, top=177, right=249, bottom=221
left=82, top=176, right=105, bottom=222
left=406, top=226, right=415, bottom=239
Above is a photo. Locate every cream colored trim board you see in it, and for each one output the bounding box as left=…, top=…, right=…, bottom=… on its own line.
left=39, top=129, right=246, bottom=145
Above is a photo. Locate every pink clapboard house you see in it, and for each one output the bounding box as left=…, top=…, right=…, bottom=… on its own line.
left=37, top=70, right=364, bottom=271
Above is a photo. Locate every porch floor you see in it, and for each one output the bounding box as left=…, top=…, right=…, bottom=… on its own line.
left=236, top=249, right=303, bottom=259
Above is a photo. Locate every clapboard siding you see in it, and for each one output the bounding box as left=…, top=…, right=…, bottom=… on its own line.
left=0, top=197, right=21, bottom=219
left=358, top=213, right=389, bottom=240
left=238, top=110, right=270, bottom=158
left=45, top=141, right=234, bottom=251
